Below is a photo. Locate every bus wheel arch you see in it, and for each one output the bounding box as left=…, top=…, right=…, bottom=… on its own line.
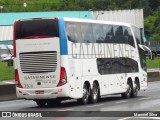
left=135, top=77, right=140, bottom=90
left=90, top=80, right=100, bottom=104
left=121, top=78, right=132, bottom=99
left=78, top=81, right=91, bottom=105
left=130, top=77, right=139, bottom=98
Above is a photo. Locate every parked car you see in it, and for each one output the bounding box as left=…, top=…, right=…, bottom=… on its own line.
left=145, top=41, right=160, bottom=57
left=0, top=45, right=13, bottom=62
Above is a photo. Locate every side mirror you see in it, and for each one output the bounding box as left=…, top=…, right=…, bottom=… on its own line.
left=139, top=44, right=153, bottom=60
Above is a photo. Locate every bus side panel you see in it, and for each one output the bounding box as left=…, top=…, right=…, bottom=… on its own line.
left=68, top=59, right=83, bottom=99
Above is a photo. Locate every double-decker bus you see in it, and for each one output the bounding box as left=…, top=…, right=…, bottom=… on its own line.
left=13, top=17, right=151, bottom=106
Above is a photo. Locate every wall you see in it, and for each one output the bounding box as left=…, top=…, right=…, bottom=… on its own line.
left=0, top=11, right=93, bottom=45
left=93, top=9, right=144, bottom=29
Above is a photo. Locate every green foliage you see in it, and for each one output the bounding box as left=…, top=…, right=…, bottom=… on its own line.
left=144, top=11, right=160, bottom=41
left=144, top=15, right=157, bottom=33
left=149, top=0, right=160, bottom=11
left=0, top=0, right=159, bottom=41
left=0, top=62, right=14, bottom=81
left=146, top=57, right=160, bottom=68
left=0, top=0, right=154, bottom=13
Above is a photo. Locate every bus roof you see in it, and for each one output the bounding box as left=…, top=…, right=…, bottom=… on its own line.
left=14, top=17, right=139, bottom=28
left=63, top=17, right=135, bottom=28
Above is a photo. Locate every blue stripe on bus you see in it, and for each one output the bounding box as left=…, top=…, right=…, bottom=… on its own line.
left=58, top=18, right=68, bottom=55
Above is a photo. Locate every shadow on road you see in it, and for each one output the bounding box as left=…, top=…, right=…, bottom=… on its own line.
left=23, top=95, right=145, bottom=110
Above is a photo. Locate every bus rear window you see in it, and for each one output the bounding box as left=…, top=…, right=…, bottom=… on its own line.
left=15, top=19, right=59, bottom=39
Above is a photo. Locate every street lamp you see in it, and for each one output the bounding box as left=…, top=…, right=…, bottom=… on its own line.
left=95, top=11, right=104, bottom=20
left=23, top=3, right=27, bottom=7
left=23, top=3, right=27, bottom=12
left=0, top=6, right=3, bottom=13
left=88, top=9, right=92, bottom=19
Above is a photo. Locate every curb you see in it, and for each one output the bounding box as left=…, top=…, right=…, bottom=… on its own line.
left=147, top=72, right=160, bottom=82
left=0, top=71, right=160, bottom=102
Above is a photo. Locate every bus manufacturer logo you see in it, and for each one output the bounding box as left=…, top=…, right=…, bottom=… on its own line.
left=24, top=75, right=55, bottom=80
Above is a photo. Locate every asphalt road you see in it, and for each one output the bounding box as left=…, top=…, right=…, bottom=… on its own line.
left=1, top=81, right=160, bottom=120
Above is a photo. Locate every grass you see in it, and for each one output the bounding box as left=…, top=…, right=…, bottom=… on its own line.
left=0, top=61, right=14, bottom=81
left=0, top=57, right=160, bottom=81
left=146, top=57, right=160, bottom=69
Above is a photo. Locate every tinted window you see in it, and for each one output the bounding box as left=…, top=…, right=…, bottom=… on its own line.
left=93, top=24, right=105, bottom=43
left=81, top=23, right=95, bottom=43
left=66, top=21, right=135, bottom=47
left=132, top=26, right=146, bottom=71
left=104, top=25, right=114, bottom=43
left=66, top=22, right=75, bottom=42
left=114, top=25, right=123, bottom=43
left=133, top=27, right=141, bottom=45
left=123, top=26, right=135, bottom=47
left=16, top=19, right=59, bottom=39
left=97, top=58, right=138, bottom=75
left=74, top=23, right=82, bottom=42
left=139, top=47, right=147, bottom=71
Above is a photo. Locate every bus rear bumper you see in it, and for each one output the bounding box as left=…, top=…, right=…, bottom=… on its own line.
left=16, top=84, right=69, bottom=100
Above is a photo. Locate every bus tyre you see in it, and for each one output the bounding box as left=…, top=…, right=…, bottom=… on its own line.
left=35, top=100, right=47, bottom=107
left=131, top=84, right=138, bottom=98
left=78, top=84, right=89, bottom=105
left=121, top=82, right=132, bottom=99
left=90, top=83, right=99, bottom=104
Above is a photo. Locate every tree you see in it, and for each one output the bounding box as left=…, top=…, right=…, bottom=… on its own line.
left=144, top=11, right=160, bottom=41
left=149, top=0, right=160, bottom=10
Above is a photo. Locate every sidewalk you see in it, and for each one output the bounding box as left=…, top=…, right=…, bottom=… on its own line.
left=147, top=68, right=160, bottom=72
left=0, top=80, right=15, bottom=85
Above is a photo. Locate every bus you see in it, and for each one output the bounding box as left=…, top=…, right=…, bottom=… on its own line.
left=13, top=17, right=151, bottom=107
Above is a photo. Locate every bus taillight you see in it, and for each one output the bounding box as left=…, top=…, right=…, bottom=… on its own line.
left=54, top=17, right=58, bottom=21
left=15, top=69, right=23, bottom=88
left=57, top=67, right=67, bottom=87
left=13, top=20, right=20, bottom=57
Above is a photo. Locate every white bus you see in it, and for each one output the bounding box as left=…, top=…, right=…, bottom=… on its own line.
left=13, top=17, right=151, bottom=107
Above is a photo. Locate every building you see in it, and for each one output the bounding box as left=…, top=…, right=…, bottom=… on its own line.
left=0, top=11, right=93, bottom=45
left=0, top=9, right=145, bottom=45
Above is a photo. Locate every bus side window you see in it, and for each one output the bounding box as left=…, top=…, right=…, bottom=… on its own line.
left=104, top=25, right=114, bottom=43
left=93, top=24, right=105, bottom=43
left=66, top=22, right=76, bottom=42
left=114, top=25, right=124, bottom=43
left=129, top=29, right=135, bottom=47
left=74, top=22, right=82, bottom=43
left=81, top=23, right=94, bottom=43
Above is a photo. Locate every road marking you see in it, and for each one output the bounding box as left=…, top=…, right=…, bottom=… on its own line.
left=3, top=81, right=15, bottom=84
left=149, top=81, right=160, bottom=83
left=57, top=109, right=73, bottom=111
left=117, top=117, right=131, bottom=120
left=138, top=97, right=152, bottom=100
left=0, top=100, right=25, bottom=104
left=118, top=117, right=160, bottom=120
left=87, top=104, right=104, bottom=108
left=115, top=101, right=127, bottom=104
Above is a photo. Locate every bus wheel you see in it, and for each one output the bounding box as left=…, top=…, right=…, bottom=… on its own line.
left=121, top=81, right=132, bottom=99
left=90, top=82, right=99, bottom=104
left=78, top=84, right=89, bottom=105
left=131, top=83, right=138, bottom=98
left=35, top=100, right=47, bottom=107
